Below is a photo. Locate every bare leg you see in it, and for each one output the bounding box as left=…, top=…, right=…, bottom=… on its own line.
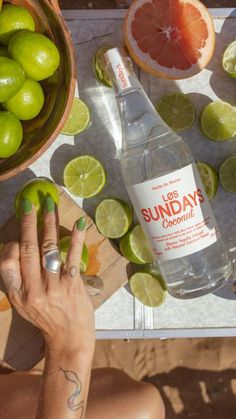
left=0, top=368, right=165, bottom=419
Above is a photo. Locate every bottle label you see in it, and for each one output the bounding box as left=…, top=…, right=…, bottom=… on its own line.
left=127, top=164, right=220, bottom=261
left=106, top=48, right=131, bottom=91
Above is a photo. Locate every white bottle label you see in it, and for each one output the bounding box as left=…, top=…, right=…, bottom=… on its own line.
left=127, top=164, right=220, bottom=261
left=106, top=48, right=131, bottom=91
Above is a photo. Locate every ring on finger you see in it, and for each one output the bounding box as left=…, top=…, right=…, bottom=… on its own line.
left=42, top=249, right=61, bottom=274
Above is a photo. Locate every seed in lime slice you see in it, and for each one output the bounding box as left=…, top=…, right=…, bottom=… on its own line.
left=222, top=40, right=236, bottom=78
left=0, top=111, right=23, bottom=158
left=120, top=224, right=154, bottom=265
left=95, top=198, right=132, bottom=239
left=129, top=272, right=166, bottom=307
left=61, top=98, right=90, bottom=136
left=156, top=93, right=195, bottom=131
left=196, top=161, right=218, bottom=200
left=93, top=46, right=112, bottom=87
left=200, top=101, right=236, bottom=141
left=219, top=156, right=236, bottom=194
left=59, top=236, right=89, bottom=273
left=63, top=155, right=106, bottom=198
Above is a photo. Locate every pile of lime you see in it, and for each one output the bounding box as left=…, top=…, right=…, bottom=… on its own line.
left=0, top=3, right=60, bottom=159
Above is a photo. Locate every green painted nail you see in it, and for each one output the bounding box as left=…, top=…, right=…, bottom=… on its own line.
left=76, top=217, right=86, bottom=231
left=46, top=196, right=55, bottom=213
left=23, top=198, right=32, bottom=215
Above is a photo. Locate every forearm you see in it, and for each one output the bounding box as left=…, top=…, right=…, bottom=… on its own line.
left=36, top=350, right=93, bottom=419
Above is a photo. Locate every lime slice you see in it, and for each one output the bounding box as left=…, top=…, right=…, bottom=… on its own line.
left=129, top=272, right=166, bottom=307
left=137, top=265, right=167, bottom=291
left=219, top=156, right=236, bottom=194
left=120, top=225, right=154, bottom=264
left=63, top=155, right=106, bottom=198
left=59, top=236, right=89, bottom=273
left=200, top=101, right=236, bottom=141
left=156, top=93, right=195, bottom=131
left=95, top=198, right=132, bottom=239
left=61, top=98, right=90, bottom=136
left=93, top=46, right=112, bottom=87
left=196, top=161, right=218, bottom=200
left=223, top=40, right=236, bottom=78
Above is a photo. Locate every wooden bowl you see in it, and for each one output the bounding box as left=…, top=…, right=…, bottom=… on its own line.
left=0, top=0, right=76, bottom=181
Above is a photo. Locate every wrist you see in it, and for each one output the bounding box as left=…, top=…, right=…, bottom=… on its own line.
left=45, top=346, right=94, bottom=364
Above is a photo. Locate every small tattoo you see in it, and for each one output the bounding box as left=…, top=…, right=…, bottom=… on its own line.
left=69, top=266, right=78, bottom=278
left=60, top=367, right=85, bottom=416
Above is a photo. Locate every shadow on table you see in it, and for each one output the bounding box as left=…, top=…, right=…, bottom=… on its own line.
left=144, top=367, right=236, bottom=419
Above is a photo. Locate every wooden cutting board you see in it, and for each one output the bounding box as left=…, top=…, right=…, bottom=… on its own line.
left=0, top=188, right=132, bottom=370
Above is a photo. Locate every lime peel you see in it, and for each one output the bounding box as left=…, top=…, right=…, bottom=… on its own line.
left=196, top=161, right=218, bottom=200
left=120, top=225, right=154, bottom=265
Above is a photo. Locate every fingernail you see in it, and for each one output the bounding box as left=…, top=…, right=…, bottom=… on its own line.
left=76, top=217, right=86, bottom=231
left=45, top=196, right=55, bottom=214
left=22, top=198, right=32, bottom=215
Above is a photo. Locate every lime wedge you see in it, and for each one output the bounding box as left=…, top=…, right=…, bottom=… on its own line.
left=219, top=156, right=236, bottom=194
left=223, top=40, right=236, bottom=78
left=120, top=225, right=154, bottom=265
left=156, top=93, right=195, bottom=131
left=200, top=101, right=236, bottom=141
left=196, top=161, right=218, bottom=200
left=95, top=198, right=132, bottom=239
left=129, top=272, right=166, bottom=307
left=61, top=98, right=90, bottom=136
left=63, top=155, right=106, bottom=198
left=59, top=236, right=89, bottom=273
left=93, top=46, right=112, bottom=87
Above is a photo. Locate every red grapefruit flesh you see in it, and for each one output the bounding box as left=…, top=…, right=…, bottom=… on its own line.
left=124, top=0, right=215, bottom=79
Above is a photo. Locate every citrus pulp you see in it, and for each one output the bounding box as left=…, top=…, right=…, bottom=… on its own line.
left=120, top=224, right=154, bottom=264
left=95, top=198, right=132, bottom=238
left=156, top=92, right=195, bottom=130
left=61, top=98, right=90, bottom=136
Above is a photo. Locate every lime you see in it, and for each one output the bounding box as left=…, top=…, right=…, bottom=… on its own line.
left=223, top=40, right=236, bottom=78
left=219, top=156, right=236, bottom=194
left=93, top=46, right=112, bottom=87
left=137, top=265, right=167, bottom=291
left=0, top=45, right=9, bottom=57
left=0, top=111, right=23, bottom=158
left=63, top=155, right=106, bottom=198
left=200, top=101, right=236, bottom=141
left=61, top=98, right=90, bottom=136
left=9, top=31, right=60, bottom=81
left=0, top=4, right=35, bottom=45
left=0, top=57, right=25, bottom=102
left=156, top=93, right=195, bottom=131
left=196, top=161, right=218, bottom=200
left=120, top=225, right=154, bottom=264
left=15, top=178, right=59, bottom=225
left=59, top=236, right=89, bottom=273
left=129, top=272, right=166, bottom=307
left=3, top=78, right=44, bottom=120
left=95, top=198, right=132, bottom=239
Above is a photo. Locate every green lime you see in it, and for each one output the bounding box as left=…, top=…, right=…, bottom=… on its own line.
left=137, top=265, right=167, bottom=291
left=219, top=156, right=236, bottom=194
left=3, top=78, right=44, bottom=120
left=222, top=40, right=236, bottom=78
left=129, top=272, right=166, bottom=307
left=63, top=155, right=106, bottom=198
left=9, top=30, right=60, bottom=81
left=61, top=98, right=90, bottom=136
left=0, top=45, right=9, bottom=57
left=93, top=46, right=112, bottom=87
left=95, top=198, right=132, bottom=239
left=59, top=236, right=89, bottom=273
left=156, top=93, right=195, bottom=131
left=0, top=111, right=23, bottom=158
left=15, top=178, right=59, bottom=225
left=200, top=101, right=236, bottom=141
left=0, top=4, right=35, bottom=45
left=120, top=225, right=154, bottom=265
left=196, top=161, right=218, bottom=200
left=0, top=57, right=25, bottom=102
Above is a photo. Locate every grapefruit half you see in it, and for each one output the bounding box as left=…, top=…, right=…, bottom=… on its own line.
left=123, top=0, right=215, bottom=79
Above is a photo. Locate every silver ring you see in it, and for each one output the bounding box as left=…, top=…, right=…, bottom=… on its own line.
left=42, top=249, right=61, bottom=274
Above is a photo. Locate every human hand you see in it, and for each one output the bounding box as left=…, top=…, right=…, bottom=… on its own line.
left=0, top=197, right=95, bottom=358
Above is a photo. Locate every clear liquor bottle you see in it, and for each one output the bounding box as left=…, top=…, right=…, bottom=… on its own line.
left=105, top=47, right=232, bottom=299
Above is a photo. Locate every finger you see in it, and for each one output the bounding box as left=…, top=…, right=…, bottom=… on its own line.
left=20, top=199, right=41, bottom=290
left=0, top=242, right=22, bottom=293
left=64, top=217, right=86, bottom=280
left=42, top=196, right=60, bottom=281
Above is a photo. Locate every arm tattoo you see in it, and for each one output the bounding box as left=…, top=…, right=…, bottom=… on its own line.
left=60, top=367, right=85, bottom=416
